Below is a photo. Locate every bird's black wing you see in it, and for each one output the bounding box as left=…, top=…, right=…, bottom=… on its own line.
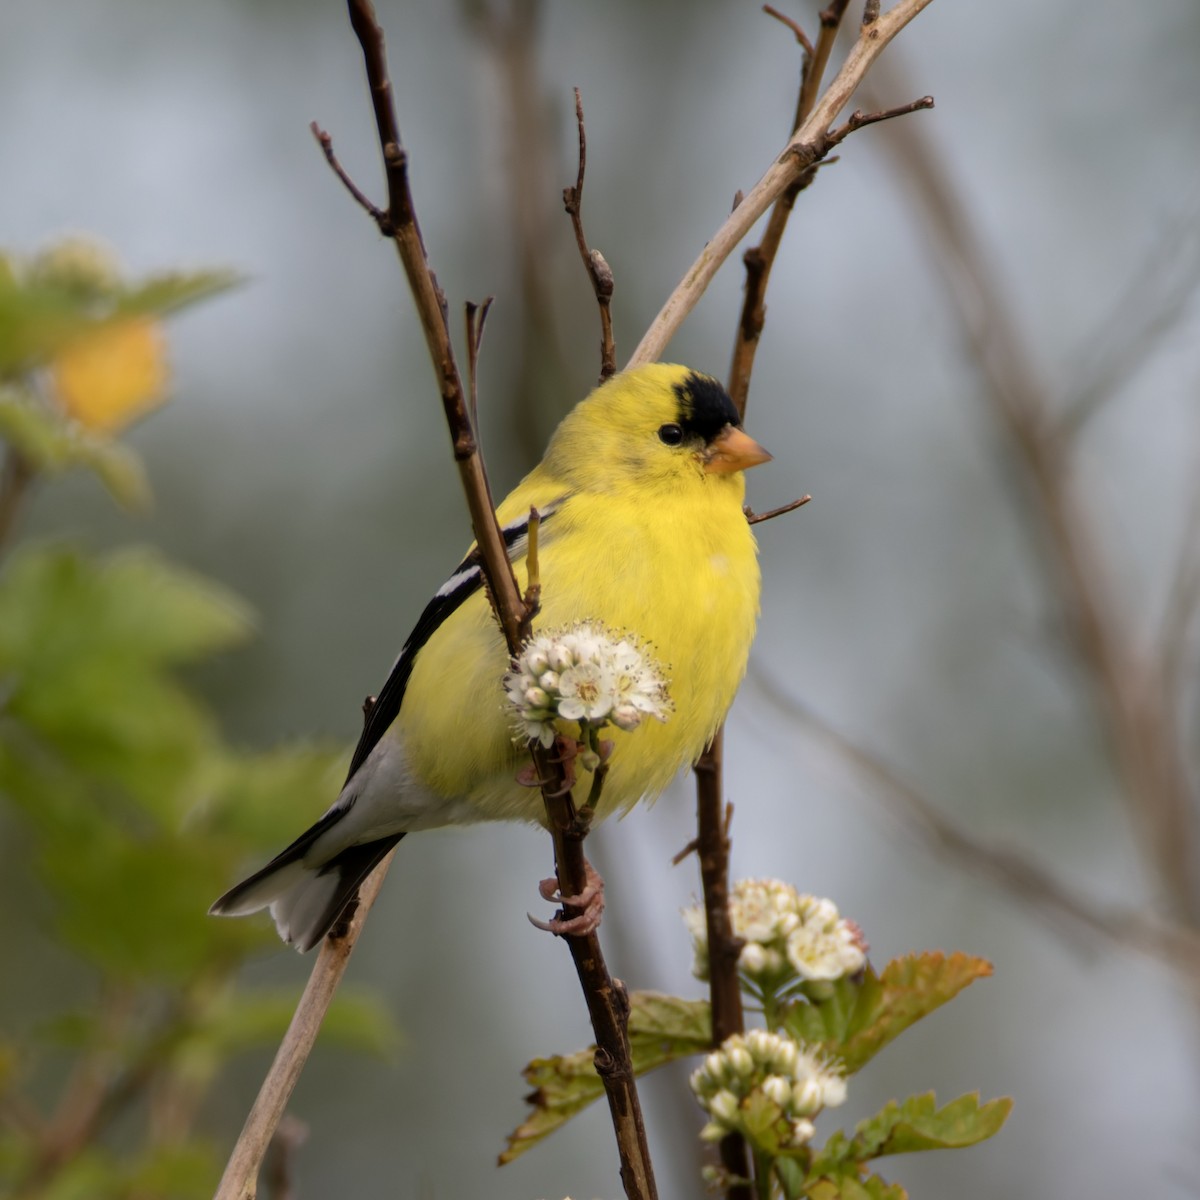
left=344, top=499, right=565, bottom=782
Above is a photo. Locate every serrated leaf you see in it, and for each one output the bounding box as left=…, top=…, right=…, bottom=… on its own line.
left=500, top=991, right=711, bottom=1164
left=806, top=1172, right=907, bottom=1200
left=784, top=953, right=992, bottom=1073
left=852, top=1091, right=1012, bottom=1158
left=0, top=265, right=238, bottom=376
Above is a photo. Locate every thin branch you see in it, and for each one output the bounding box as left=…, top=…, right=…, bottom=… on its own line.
left=692, top=729, right=751, bottom=1200
left=824, top=96, right=934, bottom=150
left=1057, top=214, right=1200, bottom=438
left=1158, top=470, right=1200, bottom=710
left=629, top=0, right=936, bottom=369
left=563, top=87, right=617, bottom=381
left=800, top=1, right=851, bottom=129
left=307, top=5, right=660, bottom=1197
left=213, top=853, right=395, bottom=1200
left=465, top=297, right=495, bottom=436
left=752, top=667, right=1200, bottom=981
left=309, top=122, right=388, bottom=229
left=763, top=5, right=814, bottom=58
left=744, top=495, right=811, bottom=525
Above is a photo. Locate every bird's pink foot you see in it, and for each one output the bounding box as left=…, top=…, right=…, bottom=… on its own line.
left=529, top=860, right=605, bottom=937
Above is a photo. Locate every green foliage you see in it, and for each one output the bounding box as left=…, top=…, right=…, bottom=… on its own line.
left=508, top=943, right=1008, bottom=1195
left=782, top=953, right=993, bottom=1073
left=500, top=991, right=711, bottom=1163
left=0, top=238, right=392, bottom=1200
left=0, top=386, right=150, bottom=507
left=0, top=250, right=236, bottom=376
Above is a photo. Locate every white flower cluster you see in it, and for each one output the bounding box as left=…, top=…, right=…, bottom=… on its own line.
left=684, top=879, right=866, bottom=989
left=690, top=1029, right=847, bottom=1151
left=505, top=622, right=672, bottom=748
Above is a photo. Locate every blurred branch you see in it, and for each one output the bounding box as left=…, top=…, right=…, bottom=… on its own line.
left=213, top=854, right=395, bottom=1200
left=0, top=447, right=34, bottom=555
left=261, top=1115, right=308, bottom=1200
left=628, top=0, right=937, bottom=369
left=752, top=668, right=1200, bottom=982
left=864, top=58, right=1200, bottom=925
left=465, top=0, right=569, bottom=463
left=563, top=87, right=617, bottom=382
left=1159, top=470, right=1200, bottom=711
left=1057, top=215, right=1200, bottom=438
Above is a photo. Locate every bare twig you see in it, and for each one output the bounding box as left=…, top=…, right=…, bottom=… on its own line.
left=465, top=297, right=494, bottom=436
left=763, top=5, right=814, bottom=58
left=563, top=87, right=617, bottom=381
left=745, top=495, right=812, bottom=525
left=753, top=666, right=1200, bottom=980
left=825, top=96, right=934, bottom=149
left=213, top=854, right=395, bottom=1200
left=629, top=0, right=936, bottom=369
left=310, top=122, right=388, bottom=229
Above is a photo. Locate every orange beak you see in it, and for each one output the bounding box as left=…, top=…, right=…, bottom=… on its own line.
left=703, top=425, right=773, bottom=474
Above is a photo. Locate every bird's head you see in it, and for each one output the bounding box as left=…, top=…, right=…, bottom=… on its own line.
left=543, top=363, right=771, bottom=496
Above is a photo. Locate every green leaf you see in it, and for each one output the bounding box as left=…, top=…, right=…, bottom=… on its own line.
left=0, top=389, right=150, bottom=508
left=851, top=1091, right=1012, bottom=1158
left=114, top=270, right=241, bottom=320
left=806, top=1171, right=908, bottom=1200
left=783, top=953, right=992, bottom=1073
left=500, top=991, right=711, bottom=1164
left=0, top=263, right=238, bottom=376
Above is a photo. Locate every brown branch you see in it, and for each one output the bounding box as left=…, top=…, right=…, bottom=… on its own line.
left=865, top=60, right=1200, bottom=924
left=627, top=0, right=935, bottom=370
left=692, top=729, right=751, bottom=1200
left=763, top=5, right=814, bottom=58
left=213, top=853, right=395, bottom=1200
left=309, top=122, right=387, bottom=229
left=754, top=667, right=1200, bottom=981
left=306, top=5, right=660, bottom=1198
left=824, top=95, right=935, bottom=149
left=694, top=7, right=931, bottom=1193
left=563, top=87, right=617, bottom=381
left=744, top=495, right=812, bottom=525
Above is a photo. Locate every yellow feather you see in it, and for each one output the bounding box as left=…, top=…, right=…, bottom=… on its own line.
left=398, top=362, right=761, bottom=822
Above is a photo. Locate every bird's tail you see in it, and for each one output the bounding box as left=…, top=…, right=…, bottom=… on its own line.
left=210, top=814, right=405, bottom=953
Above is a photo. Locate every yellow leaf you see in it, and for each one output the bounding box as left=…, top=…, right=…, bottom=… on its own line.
left=50, top=316, right=169, bottom=433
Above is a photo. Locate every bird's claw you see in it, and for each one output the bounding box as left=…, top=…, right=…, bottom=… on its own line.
left=530, top=862, right=605, bottom=937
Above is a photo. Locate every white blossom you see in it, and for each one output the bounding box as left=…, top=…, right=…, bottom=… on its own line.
left=690, top=1029, right=847, bottom=1153
left=684, top=879, right=867, bottom=989
left=505, top=621, right=671, bottom=748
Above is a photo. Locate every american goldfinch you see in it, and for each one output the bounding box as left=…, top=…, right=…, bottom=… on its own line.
left=211, top=363, right=770, bottom=950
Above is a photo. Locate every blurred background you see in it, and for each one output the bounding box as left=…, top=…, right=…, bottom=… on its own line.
left=3, top=0, right=1200, bottom=1196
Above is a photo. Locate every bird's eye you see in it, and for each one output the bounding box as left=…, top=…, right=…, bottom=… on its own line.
left=657, top=423, right=684, bottom=446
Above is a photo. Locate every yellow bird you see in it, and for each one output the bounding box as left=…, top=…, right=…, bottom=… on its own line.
left=210, top=363, right=770, bottom=950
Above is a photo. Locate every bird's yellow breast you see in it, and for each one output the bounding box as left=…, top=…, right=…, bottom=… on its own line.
left=397, top=472, right=759, bottom=823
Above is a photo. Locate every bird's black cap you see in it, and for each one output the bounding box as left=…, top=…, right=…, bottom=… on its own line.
left=674, top=372, right=741, bottom=442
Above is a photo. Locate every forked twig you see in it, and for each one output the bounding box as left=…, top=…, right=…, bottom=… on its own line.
left=563, top=87, right=617, bottom=381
